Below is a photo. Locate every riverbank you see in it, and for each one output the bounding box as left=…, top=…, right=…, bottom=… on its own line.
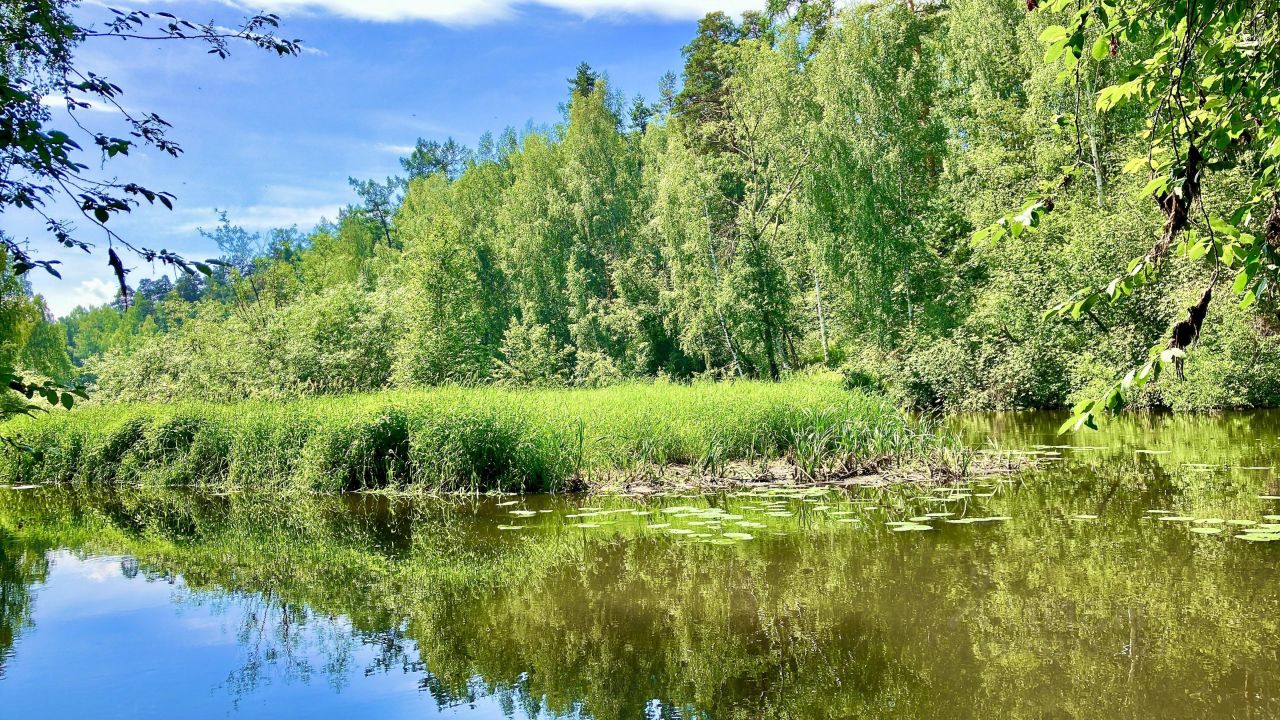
left=0, top=375, right=968, bottom=492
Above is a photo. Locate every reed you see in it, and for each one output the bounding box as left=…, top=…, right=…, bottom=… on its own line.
left=0, top=375, right=955, bottom=492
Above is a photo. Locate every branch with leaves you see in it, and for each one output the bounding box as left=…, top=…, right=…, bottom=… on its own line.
left=1, top=2, right=301, bottom=305
left=974, top=0, right=1280, bottom=431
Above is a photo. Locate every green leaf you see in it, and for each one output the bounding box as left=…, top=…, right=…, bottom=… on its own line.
left=1039, top=25, right=1069, bottom=43
left=1091, top=36, right=1110, bottom=61
left=1137, top=176, right=1169, bottom=198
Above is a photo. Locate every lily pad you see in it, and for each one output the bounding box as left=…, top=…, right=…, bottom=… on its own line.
left=892, top=523, right=933, bottom=532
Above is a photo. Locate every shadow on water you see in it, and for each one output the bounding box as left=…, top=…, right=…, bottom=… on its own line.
left=1, top=411, right=1280, bottom=718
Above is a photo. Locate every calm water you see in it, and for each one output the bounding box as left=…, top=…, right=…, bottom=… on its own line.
left=4, top=411, right=1280, bottom=718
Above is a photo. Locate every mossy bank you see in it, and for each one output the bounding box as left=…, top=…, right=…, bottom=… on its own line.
left=0, top=376, right=960, bottom=493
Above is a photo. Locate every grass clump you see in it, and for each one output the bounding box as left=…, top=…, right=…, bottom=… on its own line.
left=0, top=375, right=956, bottom=492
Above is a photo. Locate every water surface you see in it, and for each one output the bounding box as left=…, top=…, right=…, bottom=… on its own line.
left=3, top=411, right=1280, bottom=718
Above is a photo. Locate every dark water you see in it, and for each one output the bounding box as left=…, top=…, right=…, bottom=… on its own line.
left=3, top=411, right=1280, bottom=719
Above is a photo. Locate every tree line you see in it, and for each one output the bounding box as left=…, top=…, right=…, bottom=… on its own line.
left=5, top=0, right=1280, bottom=413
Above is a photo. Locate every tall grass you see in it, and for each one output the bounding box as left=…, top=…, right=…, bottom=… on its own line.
left=0, top=375, right=957, bottom=492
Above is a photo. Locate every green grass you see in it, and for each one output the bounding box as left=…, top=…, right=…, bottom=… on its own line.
left=0, top=374, right=956, bottom=492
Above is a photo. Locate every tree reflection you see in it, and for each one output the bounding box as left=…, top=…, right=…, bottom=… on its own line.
left=2, top=441, right=1280, bottom=720
left=0, top=529, right=48, bottom=680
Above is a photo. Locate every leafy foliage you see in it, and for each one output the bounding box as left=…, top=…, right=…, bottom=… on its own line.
left=7, top=0, right=1280, bottom=420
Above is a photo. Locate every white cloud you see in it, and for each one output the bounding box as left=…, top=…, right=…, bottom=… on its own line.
left=39, top=95, right=116, bottom=113
left=175, top=203, right=343, bottom=232
left=197, top=1, right=761, bottom=25
left=65, top=277, right=119, bottom=310
left=375, top=143, right=416, bottom=155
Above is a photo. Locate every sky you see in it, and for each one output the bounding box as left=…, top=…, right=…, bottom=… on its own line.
left=12, top=0, right=762, bottom=316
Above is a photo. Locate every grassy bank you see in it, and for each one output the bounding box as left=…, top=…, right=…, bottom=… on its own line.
left=0, top=375, right=959, bottom=492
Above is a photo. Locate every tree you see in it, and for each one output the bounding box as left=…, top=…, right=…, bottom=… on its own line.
left=977, top=0, right=1280, bottom=430
left=0, top=244, right=80, bottom=425
left=1, top=1, right=300, bottom=294
left=0, top=1, right=300, bottom=419
left=674, top=12, right=745, bottom=152
left=401, top=138, right=472, bottom=181
left=348, top=177, right=402, bottom=249
left=200, top=211, right=263, bottom=274
left=568, top=61, right=599, bottom=98
left=809, top=1, right=949, bottom=347
left=628, top=94, right=654, bottom=133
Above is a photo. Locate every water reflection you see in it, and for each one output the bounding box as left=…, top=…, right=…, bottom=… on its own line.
left=0, top=529, right=47, bottom=680
left=0, top=411, right=1278, bottom=718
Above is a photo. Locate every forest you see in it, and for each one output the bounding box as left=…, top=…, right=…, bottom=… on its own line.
left=4, top=0, right=1280, bottom=421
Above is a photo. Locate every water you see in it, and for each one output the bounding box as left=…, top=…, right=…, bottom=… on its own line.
left=3, top=411, right=1280, bottom=719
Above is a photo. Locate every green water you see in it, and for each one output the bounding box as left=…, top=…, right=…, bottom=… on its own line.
left=3, top=411, right=1280, bottom=718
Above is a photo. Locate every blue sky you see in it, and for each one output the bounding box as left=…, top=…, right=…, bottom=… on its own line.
left=18, top=0, right=761, bottom=315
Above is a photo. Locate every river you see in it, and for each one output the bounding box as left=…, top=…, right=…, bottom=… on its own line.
left=2, top=411, right=1279, bottom=718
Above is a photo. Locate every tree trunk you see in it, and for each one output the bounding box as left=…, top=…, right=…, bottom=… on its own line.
left=761, top=316, right=780, bottom=381
left=814, top=270, right=829, bottom=364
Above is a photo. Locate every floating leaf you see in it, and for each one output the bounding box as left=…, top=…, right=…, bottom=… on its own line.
left=1189, top=527, right=1222, bottom=535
